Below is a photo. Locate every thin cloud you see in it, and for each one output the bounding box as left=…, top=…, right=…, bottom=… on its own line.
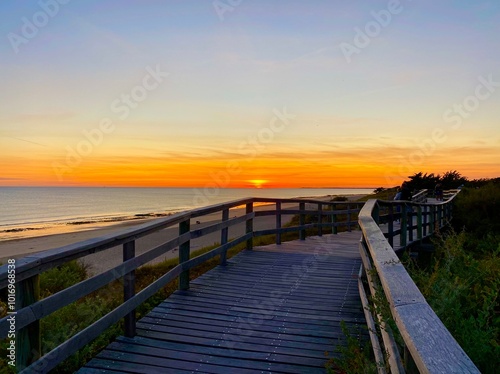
left=7, top=137, right=49, bottom=147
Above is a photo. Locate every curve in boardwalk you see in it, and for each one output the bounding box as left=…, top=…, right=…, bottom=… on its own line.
left=79, top=232, right=366, bottom=373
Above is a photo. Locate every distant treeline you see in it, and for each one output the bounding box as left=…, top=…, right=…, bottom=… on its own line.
left=374, top=170, right=500, bottom=193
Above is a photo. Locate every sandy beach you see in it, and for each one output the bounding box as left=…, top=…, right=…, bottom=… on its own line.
left=0, top=195, right=366, bottom=275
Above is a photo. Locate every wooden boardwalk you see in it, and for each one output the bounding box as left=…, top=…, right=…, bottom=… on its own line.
left=79, top=231, right=366, bottom=373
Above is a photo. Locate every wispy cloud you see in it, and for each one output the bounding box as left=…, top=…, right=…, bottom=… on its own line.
left=6, top=136, right=50, bottom=147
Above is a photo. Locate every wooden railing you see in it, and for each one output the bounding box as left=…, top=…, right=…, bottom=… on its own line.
left=377, top=189, right=460, bottom=251
left=0, top=197, right=364, bottom=373
left=357, top=190, right=480, bottom=373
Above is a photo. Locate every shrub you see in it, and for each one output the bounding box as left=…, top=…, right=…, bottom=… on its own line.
left=40, top=260, right=89, bottom=298
left=408, top=231, right=500, bottom=373
left=453, top=181, right=500, bottom=237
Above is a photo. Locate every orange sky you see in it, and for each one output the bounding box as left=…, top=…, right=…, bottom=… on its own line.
left=1, top=2, right=499, bottom=188
left=2, top=140, right=498, bottom=188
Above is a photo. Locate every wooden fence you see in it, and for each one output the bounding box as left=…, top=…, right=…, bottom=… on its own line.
left=0, top=197, right=363, bottom=373
left=357, top=190, right=480, bottom=373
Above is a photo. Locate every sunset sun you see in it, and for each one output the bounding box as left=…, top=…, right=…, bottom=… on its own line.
left=249, top=179, right=268, bottom=188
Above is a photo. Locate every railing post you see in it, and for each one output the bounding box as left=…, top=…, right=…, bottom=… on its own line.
left=400, top=206, right=408, bottom=248
left=388, top=204, right=394, bottom=247
left=437, top=205, right=443, bottom=230
left=299, top=202, right=306, bottom=240
left=246, top=202, right=253, bottom=250
left=423, top=205, right=428, bottom=237
left=430, top=205, right=436, bottom=232
left=417, top=205, right=423, bottom=241
left=331, top=203, right=337, bottom=235
left=179, top=219, right=190, bottom=290
left=347, top=203, right=352, bottom=232
left=317, top=203, right=323, bottom=236
left=123, top=240, right=136, bottom=338
left=408, top=205, right=414, bottom=243
left=276, top=201, right=282, bottom=245
left=220, top=208, right=229, bottom=265
left=372, top=203, right=380, bottom=225
left=16, top=275, right=41, bottom=370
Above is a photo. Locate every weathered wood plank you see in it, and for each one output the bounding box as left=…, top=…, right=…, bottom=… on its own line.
left=359, top=198, right=479, bottom=373
left=81, top=234, right=366, bottom=373
left=117, top=335, right=332, bottom=368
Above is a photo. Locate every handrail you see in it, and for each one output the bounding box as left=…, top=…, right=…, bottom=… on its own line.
left=358, top=191, right=480, bottom=373
left=411, top=189, right=428, bottom=203
left=0, top=196, right=364, bottom=372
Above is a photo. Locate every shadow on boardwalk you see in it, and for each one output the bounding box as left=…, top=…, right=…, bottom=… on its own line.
left=79, top=231, right=366, bottom=373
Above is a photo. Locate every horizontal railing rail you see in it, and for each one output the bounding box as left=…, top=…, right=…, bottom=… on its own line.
left=358, top=190, right=480, bottom=373
left=0, top=196, right=364, bottom=373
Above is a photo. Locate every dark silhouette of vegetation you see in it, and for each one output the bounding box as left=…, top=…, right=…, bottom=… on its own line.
left=405, top=170, right=468, bottom=191
left=453, top=180, right=500, bottom=237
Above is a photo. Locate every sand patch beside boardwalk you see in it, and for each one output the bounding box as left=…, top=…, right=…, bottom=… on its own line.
left=0, top=194, right=367, bottom=274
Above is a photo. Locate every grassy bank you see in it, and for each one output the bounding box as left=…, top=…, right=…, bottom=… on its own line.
left=407, top=231, right=499, bottom=373
left=326, top=182, right=499, bottom=373
left=406, top=181, right=500, bottom=373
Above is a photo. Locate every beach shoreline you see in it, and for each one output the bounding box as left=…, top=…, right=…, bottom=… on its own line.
left=0, top=194, right=367, bottom=274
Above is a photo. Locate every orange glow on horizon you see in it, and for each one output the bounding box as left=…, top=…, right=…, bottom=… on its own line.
left=1, top=146, right=499, bottom=189
left=248, top=179, right=268, bottom=188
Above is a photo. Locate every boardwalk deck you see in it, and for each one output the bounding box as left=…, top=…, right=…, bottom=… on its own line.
left=79, top=231, right=366, bottom=374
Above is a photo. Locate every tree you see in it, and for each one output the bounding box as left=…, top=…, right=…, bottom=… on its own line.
left=440, top=170, right=467, bottom=189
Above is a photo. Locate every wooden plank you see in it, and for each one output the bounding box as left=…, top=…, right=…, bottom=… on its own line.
left=359, top=199, right=479, bottom=373
left=116, top=335, right=332, bottom=368
left=395, top=303, right=480, bottom=374
left=137, top=328, right=330, bottom=359
left=146, top=309, right=364, bottom=338
left=78, top=233, right=368, bottom=373
left=105, top=340, right=325, bottom=373
left=168, top=292, right=363, bottom=312
left=82, top=357, right=194, bottom=374
left=138, top=316, right=353, bottom=344
left=96, top=349, right=266, bottom=374
left=76, top=367, right=127, bottom=374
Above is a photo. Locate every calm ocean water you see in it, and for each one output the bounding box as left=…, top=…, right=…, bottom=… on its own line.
left=0, top=187, right=372, bottom=233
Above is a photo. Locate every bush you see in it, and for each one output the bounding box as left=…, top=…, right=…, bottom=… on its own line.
left=40, top=260, right=89, bottom=298
left=453, top=181, right=500, bottom=237
left=408, top=231, right=500, bottom=373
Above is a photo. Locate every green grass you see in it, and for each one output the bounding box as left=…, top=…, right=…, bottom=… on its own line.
left=404, top=181, right=500, bottom=373
left=407, top=231, right=499, bottom=373
left=325, top=322, right=380, bottom=374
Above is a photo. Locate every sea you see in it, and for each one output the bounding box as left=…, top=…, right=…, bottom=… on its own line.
left=0, top=187, right=373, bottom=240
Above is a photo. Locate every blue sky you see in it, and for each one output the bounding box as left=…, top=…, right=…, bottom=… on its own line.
left=1, top=0, right=499, bottom=187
